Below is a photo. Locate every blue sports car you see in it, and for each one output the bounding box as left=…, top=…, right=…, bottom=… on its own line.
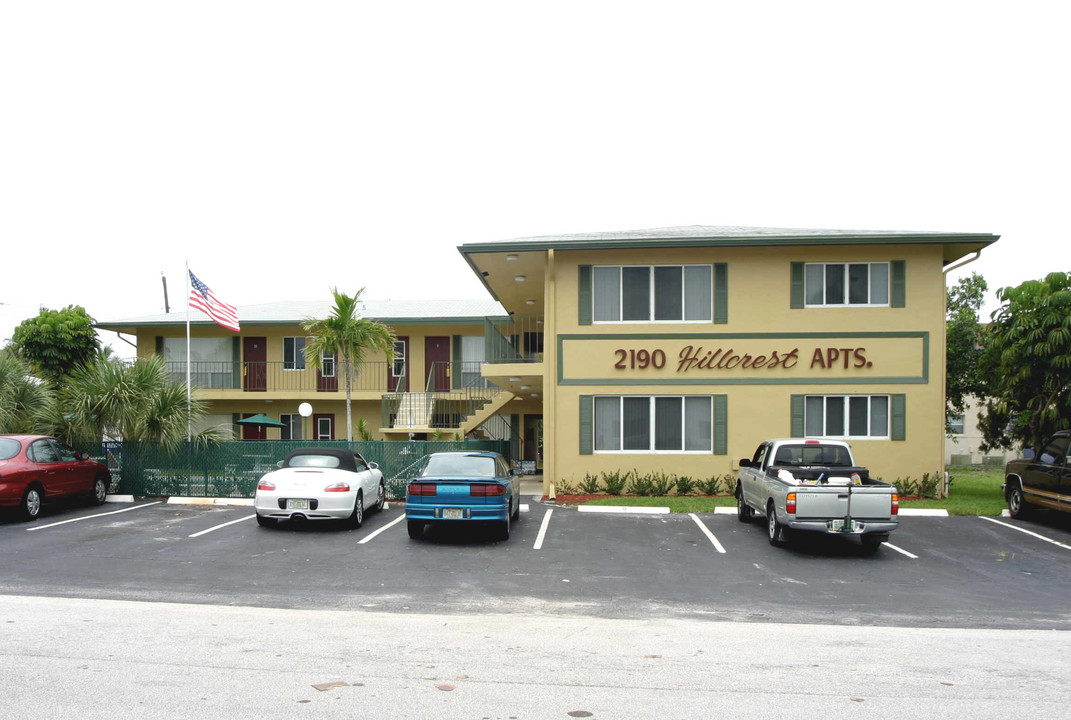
left=405, top=451, right=520, bottom=540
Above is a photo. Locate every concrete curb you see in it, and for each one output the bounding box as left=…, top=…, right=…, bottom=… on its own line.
left=167, top=497, right=254, bottom=507
left=577, top=505, right=671, bottom=515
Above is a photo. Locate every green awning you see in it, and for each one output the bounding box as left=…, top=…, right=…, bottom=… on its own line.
left=235, top=413, right=287, bottom=428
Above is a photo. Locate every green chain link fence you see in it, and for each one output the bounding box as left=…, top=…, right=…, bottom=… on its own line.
left=74, top=439, right=510, bottom=501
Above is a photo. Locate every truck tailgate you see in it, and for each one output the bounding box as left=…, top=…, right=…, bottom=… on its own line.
left=795, top=488, right=892, bottom=519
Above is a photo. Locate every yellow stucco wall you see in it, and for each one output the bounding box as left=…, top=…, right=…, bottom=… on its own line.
left=545, top=244, right=948, bottom=489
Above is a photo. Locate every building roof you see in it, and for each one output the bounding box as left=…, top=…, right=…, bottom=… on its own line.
left=96, top=298, right=508, bottom=330
left=458, top=224, right=999, bottom=254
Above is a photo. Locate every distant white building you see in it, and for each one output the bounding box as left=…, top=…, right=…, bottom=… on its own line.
left=945, top=396, right=1020, bottom=466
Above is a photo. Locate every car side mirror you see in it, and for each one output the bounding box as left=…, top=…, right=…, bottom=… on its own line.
left=369, top=462, right=379, bottom=470
left=1022, top=448, right=1035, bottom=461
left=276, top=460, right=285, bottom=469
left=739, top=458, right=752, bottom=468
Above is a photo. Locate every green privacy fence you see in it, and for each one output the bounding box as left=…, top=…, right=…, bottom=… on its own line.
left=75, top=439, right=510, bottom=501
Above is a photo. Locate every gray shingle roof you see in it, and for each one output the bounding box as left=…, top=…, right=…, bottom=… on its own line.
left=98, top=298, right=508, bottom=329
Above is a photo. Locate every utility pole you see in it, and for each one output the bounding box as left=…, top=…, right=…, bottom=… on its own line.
left=162, top=272, right=170, bottom=313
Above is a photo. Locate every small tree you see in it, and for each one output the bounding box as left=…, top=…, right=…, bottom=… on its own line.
left=10, top=305, right=100, bottom=385
left=303, top=288, right=396, bottom=442
left=0, top=350, right=55, bottom=434
left=978, top=272, right=1071, bottom=451
left=945, top=273, right=987, bottom=432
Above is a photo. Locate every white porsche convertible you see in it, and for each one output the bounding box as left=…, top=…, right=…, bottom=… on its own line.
left=254, top=447, right=386, bottom=528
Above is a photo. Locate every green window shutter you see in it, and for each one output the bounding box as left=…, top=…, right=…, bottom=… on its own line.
left=578, top=265, right=592, bottom=326
left=790, top=263, right=805, bottom=309
left=232, top=338, right=242, bottom=388
left=452, top=335, right=462, bottom=389
left=790, top=395, right=805, bottom=437
left=891, top=260, right=906, bottom=308
left=579, top=395, right=593, bottom=455
left=891, top=394, right=906, bottom=441
left=713, top=395, right=728, bottom=455
left=154, top=336, right=164, bottom=355
left=713, top=263, right=728, bottom=324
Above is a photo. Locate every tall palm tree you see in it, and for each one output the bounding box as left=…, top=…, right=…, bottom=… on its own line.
left=303, top=288, right=396, bottom=442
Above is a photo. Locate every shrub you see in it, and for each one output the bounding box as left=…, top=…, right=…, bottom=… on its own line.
left=650, top=472, right=676, bottom=496
left=602, top=470, right=629, bottom=495
left=697, top=475, right=722, bottom=495
left=556, top=477, right=577, bottom=495
left=628, top=471, right=654, bottom=496
left=675, top=475, right=696, bottom=496
left=578, top=473, right=602, bottom=494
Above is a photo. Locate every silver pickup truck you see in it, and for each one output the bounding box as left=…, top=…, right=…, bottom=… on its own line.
left=736, top=439, right=899, bottom=551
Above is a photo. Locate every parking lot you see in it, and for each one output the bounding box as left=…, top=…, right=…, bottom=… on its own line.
left=2, top=492, right=1070, bottom=630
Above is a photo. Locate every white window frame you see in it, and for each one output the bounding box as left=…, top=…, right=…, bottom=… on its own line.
left=593, top=264, right=713, bottom=323
left=392, top=340, right=406, bottom=378
left=593, top=395, right=713, bottom=453
left=280, top=413, right=303, bottom=441
left=316, top=416, right=333, bottom=440
left=321, top=351, right=336, bottom=378
left=804, top=262, right=890, bottom=307
left=805, top=395, right=890, bottom=439
left=283, top=337, right=306, bottom=371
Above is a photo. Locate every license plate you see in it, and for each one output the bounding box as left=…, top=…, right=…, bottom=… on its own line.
left=829, top=519, right=857, bottom=533
left=443, top=508, right=464, bottom=520
left=287, top=499, right=310, bottom=510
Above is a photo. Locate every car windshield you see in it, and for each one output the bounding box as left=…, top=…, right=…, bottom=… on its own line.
left=772, top=445, right=853, bottom=467
left=287, top=455, right=341, bottom=469
left=420, top=455, right=497, bottom=478
left=0, top=438, right=20, bottom=461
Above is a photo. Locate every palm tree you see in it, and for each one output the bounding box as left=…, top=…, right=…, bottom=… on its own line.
left=303, top=288, right=396, bottom=442
left=60, top=355, right=220, bottom=450
left=0, top=350, right=55, bottom=434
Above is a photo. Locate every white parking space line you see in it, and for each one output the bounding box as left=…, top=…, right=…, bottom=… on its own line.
left=188, top=514, right=255, bottom=538
left=27, top=502, right=164, bottom=531
left=981, top=516, right=1071, bottom=550
left=533, top=508, right=553, bottom=550
left=882, top=542, right=919, bottom=559
left=689, top=513, right=726, bottom=554
left=358, top=514, right=406, bottom=544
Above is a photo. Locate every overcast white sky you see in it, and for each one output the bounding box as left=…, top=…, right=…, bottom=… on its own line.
left=2, top=1, right=1068, bottom=357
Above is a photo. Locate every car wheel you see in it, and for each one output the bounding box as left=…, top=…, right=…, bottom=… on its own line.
left=767, top=501, right=786, bottom=546
left=90, top=474, right=108, bottom=506
left=256, top=513, right=276, bottom=528
left=407, top=520, right=424, bottom=539
left=1007, top=482, right=1029, bottom=519
left=736, top=485, right=753, bottom=522
left=20, top=485, right=43, bottom=521
left=374, top=482, right=386, bottom=513
left=348, top=490, right=364, bottom=528
left=861, top=533, right=888, bottom=554
left=497, top=505, right=511, bottom=541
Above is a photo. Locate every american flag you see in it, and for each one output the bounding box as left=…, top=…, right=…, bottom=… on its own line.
left=189, top=270, right=240, bottom=332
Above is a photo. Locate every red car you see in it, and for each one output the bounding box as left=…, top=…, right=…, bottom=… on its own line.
left=0, top=435, right=111, bottom=521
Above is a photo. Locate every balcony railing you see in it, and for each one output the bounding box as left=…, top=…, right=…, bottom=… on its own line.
left=484, top=315, right=543, bottom=364
left=165, top=361, right=401, bottom=393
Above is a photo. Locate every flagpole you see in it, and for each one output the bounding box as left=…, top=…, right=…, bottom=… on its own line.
left=186, top=260, right=192, bottom=442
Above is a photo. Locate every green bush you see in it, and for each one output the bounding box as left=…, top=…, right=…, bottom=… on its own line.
left=650, top=472, right=676, bottom=496
left=675, top=475, right=696, bottom=496
left=579, top=473, right=602, bottom=494
left=602, top=470, right=629, bottom=495
left=628, top=471, right=654, bottom=496
left=556, top=477, right=577, bottom=495
left=697, top=475, right=722, bottom=495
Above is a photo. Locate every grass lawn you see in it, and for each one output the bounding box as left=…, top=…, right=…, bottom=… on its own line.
left=572, top=466, right=1008, bottom=516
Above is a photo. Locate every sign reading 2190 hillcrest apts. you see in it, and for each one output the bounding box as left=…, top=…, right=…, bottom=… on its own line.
left=556, top=332, right=930, bottom=386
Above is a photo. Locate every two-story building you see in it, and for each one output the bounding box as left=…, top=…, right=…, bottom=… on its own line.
left=457, top=225, right=998, bottom=493
left=101, top=225, right=998, bottom=495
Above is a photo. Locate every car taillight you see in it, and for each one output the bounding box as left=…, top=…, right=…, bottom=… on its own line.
left=408, top=483, right=437, bottom=496
left=786, top=492, right=796, bottom=514
left=257, top=480, right=276, bottom=492
left=324, top=482, right=350, bottom=492
left=891, top=493, right=899, bottom=515
left=470, top=484, right=507, bottom=497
